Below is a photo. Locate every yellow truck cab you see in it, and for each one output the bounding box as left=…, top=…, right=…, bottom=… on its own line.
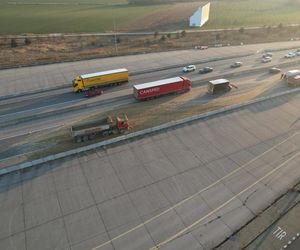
left=72, top=77, right=84, bottom=92
left=72, top=68, right=129, bottom=93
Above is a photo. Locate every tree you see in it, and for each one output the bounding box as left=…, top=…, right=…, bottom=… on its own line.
left=154, top=31, right=159, bottom=38
left=24, top=37, right=31, bottom=45
left=176, top=32, right=180, bottom=39
left=11, top=39, right=17, bottom=48
left=239, top=27, right=245, bottom=34
left=116, top=37, right=121, bottom=44
left=167, top=33, right=171, bottom=39
left=160, top=35, right=166, bottom=41
left=181, top=30, right=186, bottom=37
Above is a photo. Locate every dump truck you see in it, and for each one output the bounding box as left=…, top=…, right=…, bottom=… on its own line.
left=208, top=79, right=236, bottom=94
left=70, top=115, right=129, bottom=143
left=72, top=68, right=129, bottom=93
left=133, top=76, right=191, bottom=101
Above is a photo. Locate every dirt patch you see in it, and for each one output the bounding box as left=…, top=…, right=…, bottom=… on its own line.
left=120, top=2, right=199, bottom=32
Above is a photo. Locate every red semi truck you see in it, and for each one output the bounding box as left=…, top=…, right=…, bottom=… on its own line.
left=133, top=76, right=191, bottom=101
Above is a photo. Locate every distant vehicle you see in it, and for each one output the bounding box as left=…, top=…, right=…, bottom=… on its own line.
left=199, top=67, right=213, bottom=74
left=72, top=68, right=129, bottom=93
left=262, top=52, right=273, bottom=58
left=133, top=76, right=191, bottom=101
left=269, top=67, right=281, bottom=74
left=71, top=115, right=129, bottom=143
left=230, top=62, right=243, bottom=68
left=182, top=65, right=196, bottom=72
left=207, top=79, right=233, bottom=95
left=282, top=70, right=300, bottom=79
left=284, top=52, right=296, bottom=58
left=287, top=75, right=300, bottom=87
left=195, top=45, right=208, bottom=50
left=261, top=57, right=272, bottom=63
left=296, top=51, right=300, bottom=56
left=85, top=89, right=103, bottom=97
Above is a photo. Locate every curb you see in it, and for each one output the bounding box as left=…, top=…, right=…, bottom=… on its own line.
left=1, top=86, right=300, bottom=176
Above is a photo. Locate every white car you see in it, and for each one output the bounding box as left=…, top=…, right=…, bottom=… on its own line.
left=261, top=57, right=272, bottom=63
left=182, top=65, right=196, bottom=72
left=285, top=52, right=296, bottom=58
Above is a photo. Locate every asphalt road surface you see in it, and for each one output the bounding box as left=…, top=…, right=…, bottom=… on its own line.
left=0, top=69, right=290, bottom=161
left=1, top=40, right=300, bottom=98
left=1, top=90, right=300, bottom=250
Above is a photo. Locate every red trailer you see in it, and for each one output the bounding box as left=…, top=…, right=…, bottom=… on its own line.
left=133, top=76, right=191, bottom=101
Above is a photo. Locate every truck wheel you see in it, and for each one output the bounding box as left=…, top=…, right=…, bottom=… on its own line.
left=75, top=137, right=82, bottom=143
left=102, top=131, right=109, bottom=137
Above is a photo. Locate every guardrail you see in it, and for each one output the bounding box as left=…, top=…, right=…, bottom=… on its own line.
left=1, top=86, right=300, bottom=176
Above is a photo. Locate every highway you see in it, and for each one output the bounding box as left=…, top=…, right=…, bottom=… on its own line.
left=1, top=47, right=299, bottom=117
left=1, top=41, right=300, bottom=249
left=0, top=48, right=299, bottom=162
left=1, top=40, right=300, bottom=97
left=0, top=89, right=300, bottom=250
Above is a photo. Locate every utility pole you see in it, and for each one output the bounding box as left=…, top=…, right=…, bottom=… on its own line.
left=113, top=16, right=118, bottom=56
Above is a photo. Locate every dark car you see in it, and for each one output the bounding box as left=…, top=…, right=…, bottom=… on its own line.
left=230, top=62, right=243, bottom=68
left=199, top=67, right=213, bottom=74
left=85, top=88, right=104, bottom=97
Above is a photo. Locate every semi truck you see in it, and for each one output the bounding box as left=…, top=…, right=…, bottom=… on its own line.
left=208, top=79, right=236, bottom=94
left=133, top=76, right=191, bottom=101
left=72, top=68, right=129, bottom=93
left=70, top=115, right=129, bottom=143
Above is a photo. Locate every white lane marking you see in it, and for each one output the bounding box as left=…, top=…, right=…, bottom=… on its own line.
left=0, top=100, right=78, bottom=119
left=150, top=150, right=300, bottom=250
left=90, top=130, right=300, bottom=250
left=0, top=124, right=64, bottom=142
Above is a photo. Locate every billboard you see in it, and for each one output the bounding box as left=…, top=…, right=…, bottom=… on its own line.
left=189, top=2, right=210, bottom=27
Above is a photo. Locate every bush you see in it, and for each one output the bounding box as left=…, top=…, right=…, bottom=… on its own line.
left=181, top=30, right=186, bottom=37
left=24, top=37, right=31, bottom=45
left=167, top=33, right=171, bottom=39
left=154, top=31, right=159, bottom=38
left=11, top=39, right=17, bottom=48
left=160, top=35, right=166, bottom=41
left=239, top=27, right=245, bottom=34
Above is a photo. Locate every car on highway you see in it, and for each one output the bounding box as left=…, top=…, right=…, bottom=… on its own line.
left=269, top=67, right=281, bottom=74
left=182, top=65, right=196, bottom=73
left=284, top=52, right=296, bottom=58
left=199, top=67, right=213, bottom=74
left=262, top=52, right=273, bottom=58
left=195, top=45, right=208, bottom=50
left=261, top=57, right=272, bottom=63
left=230, top=61, right=243, bottom=68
